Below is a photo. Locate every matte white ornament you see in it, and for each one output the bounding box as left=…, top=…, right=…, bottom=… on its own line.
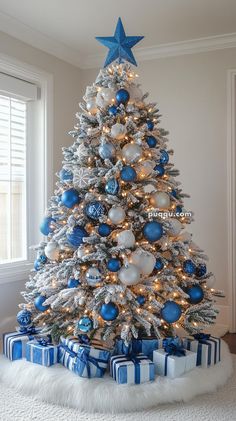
left=45, top=241, right=60, bottom=261
left=108, top=206, right=126, bottom=224
left=151, top=192, right=170, bottom=209
left=118, top=264, right=141, bottom=285
left=137, top=161, right=154, bottom=178
left=130, top=249, right=156, bottom=276
left=110, top=123, right=127, bottom=140
left=86, top=100, right=98, bottom=115
left=74, top=168, right=95, bottom=189
left=129, top=85, right=143, bottom=103
left=85, top=267, right=102, bottom=287
left=116, top=230, right=135, bottom=248
left=166, top=219, right=182, bottom=236
left=96, top=88, right=115, bottom=107
left=122, top=143, right=142, bottom=163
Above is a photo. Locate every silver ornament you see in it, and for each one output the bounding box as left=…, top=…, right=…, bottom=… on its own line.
left=108, top=206, right=126, bottom=224
left=166, top=219, right=182, bottom=236
left=137, top=160, right=154, bottom=179
left=122, top=143, right=142, bottom=163
left=96, top=88, right=115, bottom=107
left=110, top=123, right=127, bottom=140
left=85, top=267, right=102, bottom=287
left=45, top=241, right=60, bottom=261
left=118, top=264, right=141, bottom=285
left=130, top=249, right=156, bottom=276
left=116, top=230, right=135, bottom=248
left=86, top=99, right=98, bottom=114
left=151, top=192, right=170, bottom=209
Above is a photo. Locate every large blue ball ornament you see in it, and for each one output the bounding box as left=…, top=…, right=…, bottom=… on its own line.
left=67, top=278, right=80, bottom=288
left=99, top=143, right=115, bottom=160
left=67, top=225, right=89, bottom=247
left=17, top=309, right=32, bottom=328
left=146, top=120, right=154, bottom=131
left=85, top=201, right=105, bottom=220
left=98, top=223, right=112, bottom=237
left=161, top=300, right=182, bottom=323
left=155, top=258, right=164, bottom=271
left=108, top=105, right=118, bottom=116
left=40, top=217, right=55, bottom=236
left=186, top=285, right=204, bottom=304
left=34, top=259, right=42, bottom=271
left=146, top=135, right=157, bottom=148
left=105, top=178, right=119, bottom=195
left=59, top=168, right=73, bottom=182
left=107, top=258, right=121, bottom=272
left=160, top=150, right=169, bottom=164
left=136, top=295, right=146, bottom=305
left=143, top=221, right=163, bottom=242
left=38, top=254, right=47, bottom=264
left=100, top=302, right=119, bottom=321
left=183, top=259, right=196, bottom=275
left=154, top=164, right=165, bottom=176
left=61, top=188, right=81, bottom=208
left=77, top=316, right=93, bottom=333
left=116, top=89, right=130, bottom=105
left=121, top=166, right=137, bottom=182
left=196, top=264, right=207, bottom=278
left=34, top=295, right=49, bottom=312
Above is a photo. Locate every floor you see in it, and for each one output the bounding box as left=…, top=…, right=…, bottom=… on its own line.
left=223, top=333, right=236, bottom=354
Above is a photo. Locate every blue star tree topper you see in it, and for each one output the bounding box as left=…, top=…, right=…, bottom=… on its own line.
left=96, top=17, right=144, bottom=67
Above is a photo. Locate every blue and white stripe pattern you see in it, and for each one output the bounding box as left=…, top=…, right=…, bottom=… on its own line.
left=183, top=335, right=221, bottom=368
left=26, top=340, right=58, bottom=367
left=114, top=337, right=168, bottom=361
left=3, top=331, right=36, bottom=361
left=58, top=345, right=77, bottom=372
left=60, top=336, right=83, bottom=354
left=110, top=354, right=155, bottom=385
left=74, top=345, right=110, bottom=378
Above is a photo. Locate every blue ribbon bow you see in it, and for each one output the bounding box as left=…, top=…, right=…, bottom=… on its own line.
left=77, top=347, right=107, bottom=378
left=36, top=336, right=52, bottom=347
left=193, top=333, right=211, bottom=341
left=77, top=334, right=90, bottom=345
left=164, top=339, right=186, bottom=357
left=19, top=325, right=37, bottom=334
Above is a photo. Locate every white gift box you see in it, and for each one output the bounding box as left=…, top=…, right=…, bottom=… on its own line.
left=153, top=348, right=197, bottom=378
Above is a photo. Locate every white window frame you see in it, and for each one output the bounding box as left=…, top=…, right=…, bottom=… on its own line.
left=0, top=54, right=53, bottom=285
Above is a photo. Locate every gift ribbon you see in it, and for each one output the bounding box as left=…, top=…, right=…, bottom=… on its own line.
left=193, top=333, right=211, bottom=341
left=77, top=347, right=107, bottom=378
left=18, top=325, right=37, bottom=334
left=77, top=334, right=90, bottom=345
left=36, top=336, right=52, bottom=347
left=164, top=341, right=186, bottom=376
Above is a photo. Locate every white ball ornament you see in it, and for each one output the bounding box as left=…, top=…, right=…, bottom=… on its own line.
left=137, top=160, right=154, bottom=179
left=116, top=230, right=135, bottom=248
left=85, top=267, right=102, bottom=287
left=118, top=264, right=141, bottom=286
left=86, top=99, right=98, bottom=115
left=166, top=219, right=182, bottom=236
left=122, top=143, right=142, bottom=163
left=130, top=249, right=156, bottom=276
left=110, top=123, right=127, bottom=140
left=151, top=192, right=170, bottom=209
left=129, top=85, right=143, bottom=103
left=96, top=88, right=115, bottom=107
left=108, top=206, right=126, bottom=224
left=45, top=241, right=60, bottom=261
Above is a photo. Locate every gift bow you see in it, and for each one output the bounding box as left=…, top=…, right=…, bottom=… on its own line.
left=164, top=340, right=186, bottom=357
left=77, top=347, right=107, bottom=378
left=77, top=334, right=90, bottom=345
left=193, top=333, right=211, bottom=341
left=19, top=325, right=37, bottom=334
left=36, top=336, right=52, bottom=347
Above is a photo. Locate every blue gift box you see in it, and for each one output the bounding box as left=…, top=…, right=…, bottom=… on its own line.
left=114, top=337, right=171, bottom=361
left=60, top=335, right=90, bottom=354
left=183, top=334, right=221, bottom=368
left=58, top=344, right=77, bottom=372
left=26, top=340, right=58, bottom=367
left=110, top=354, right=155, bottom=385
left=3, top=329, right=40, bottom=361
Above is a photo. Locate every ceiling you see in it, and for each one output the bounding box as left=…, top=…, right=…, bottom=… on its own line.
left=0, top=0, right=236, bottom=68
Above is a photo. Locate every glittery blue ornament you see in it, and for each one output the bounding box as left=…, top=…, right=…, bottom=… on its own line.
left=146, top=120, right=154, bottom=131
left=160, top=150, right=169, bottom=164
left=61, top=188, right=81, bottom=208
left=109, top=105, right=118, bottom=116
left=17, top=309, right=32, bottom=328
left=99, top=142, right=116, bottom=160
left=85, top=201, right=105, bottom=220
left=161, top=300, right=182, bottom=323
left=105, top=178, right=119, bottom=195
left=107, top=258, right=121, bottom=272
left=98, top=223, right=112, bottom=237
left=100, top=302, right=119, bottom=321
left=34, top=259, right=42, bottom=271
left=154, top=164, right=165, bottom=176
left=67, top=225, right=89, bottom=247
left=34, top=295, right=49, bottom=312
left=196, top=264, right=207, bottom=277
left=175, top=205, right=183, bottom=214
left=186, top=285, right=204, bottom=304
left=40, top=216, right=55, bottom=236
left=67, top=278, right=80, bottom=288
left=59, top=168, right=73, bottom=182
left=38, top=254, right=47, bottom=264
left=146, top=135, right=157, bottom=148
left=155, top=258, right=164, bottom=271
left=183, top=259, right=196, bottom=275
left=77, top=316, right=93, bottom=333
left=143, top=221, right=163, bottom=242
left=136, top=295, right=146, bottom=305
left=116, top=89, right=130, bottom=105
left=121, top=166, right=137, bottom=182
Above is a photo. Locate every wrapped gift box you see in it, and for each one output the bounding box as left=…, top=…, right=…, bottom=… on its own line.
left=60, top=335, right=89, bottom=354
left=26, top=340, right=58, bottom=367
left=58, top=344, right=77, bottom=372
left=110, top=354, right=155, bottom=385
left=114, top=337, right=171, bottom=361
left=74, top=344, right=111, bottom=378
left=153, top=348, right=197, bottom=378
left=3, top=329, right=40, bottom=361
left=183, top=334, right=221, bottom=368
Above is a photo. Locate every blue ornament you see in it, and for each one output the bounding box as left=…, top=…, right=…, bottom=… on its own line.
left=34, top=259, right=42, bottom=271
left=105, top=178, right=119, bottom=195
left=161, top=301, right=182, bottom=323
left=146, top=135, right=157, bottom=148
left=121, top=166, right=137, bottom=182
left=67, top=278, right=80, bottom=288
left=107, top=258, right=121, bottom=272
left=77, top=316, right=93, bottom=333
left=96, top=17, right=144, bottom=67
left=38, top=254, right=47, bottom=264
left=143, top=221, right=163, bottom=242
left=61, top=188, right=81, bottom=208
left=99, top=142, right=115, bottom=160
left=154, top=164, right=165, bottom=176
left=183, top=259, right=196, bottom=275
left=109, top=105, right=118, bottom=116
left=186, top=285, right=204, bottom=304
left=59, top=168, right=73, bottom=182
left=86, top=267, right=102, bottom=287
left=175, top=205, right=183, bottom=214
left=67, top=225, right=89, bottom=247
left=100, top=302, right=119, bottom=321
left=17, top=309, right=32, bottom=328
left=34, top=295, right=49, bottom=312
left=40, top=216, right=55, bottom=236
left=196, top=264, right=207, bottom=278
left=98, top=223, right=112, bottom=237
left=116, top=89, right=130, bottom=105
left=146, top=120, right=154, bottom=131
left=160, top=150, right=169, bottom=164
left=155, top=258, right=164, bottom=271
left=85, top=201, right=105, bottom=220
left=171, top=189, right=178, bottom=198
left=136, top=295, right=146, bottom=305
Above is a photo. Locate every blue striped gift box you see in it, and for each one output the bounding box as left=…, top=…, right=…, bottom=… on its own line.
left=114, top=337, right=172, bottom=361
left=110, top=354, right=155, bottom=385
left=60, top=336, right=83, bottom=354
left=74, top=345, right=111, bottom=378
left=58, top=345, right=77, bottom=372
left=26, top=340, right=58, bottom=367
left=183, top=336, right=221, bottom=368
left=3, top=331, right=37, bottom=361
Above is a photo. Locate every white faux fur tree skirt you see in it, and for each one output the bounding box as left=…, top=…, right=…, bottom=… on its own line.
left=0, top=340, right=233, bottom=414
